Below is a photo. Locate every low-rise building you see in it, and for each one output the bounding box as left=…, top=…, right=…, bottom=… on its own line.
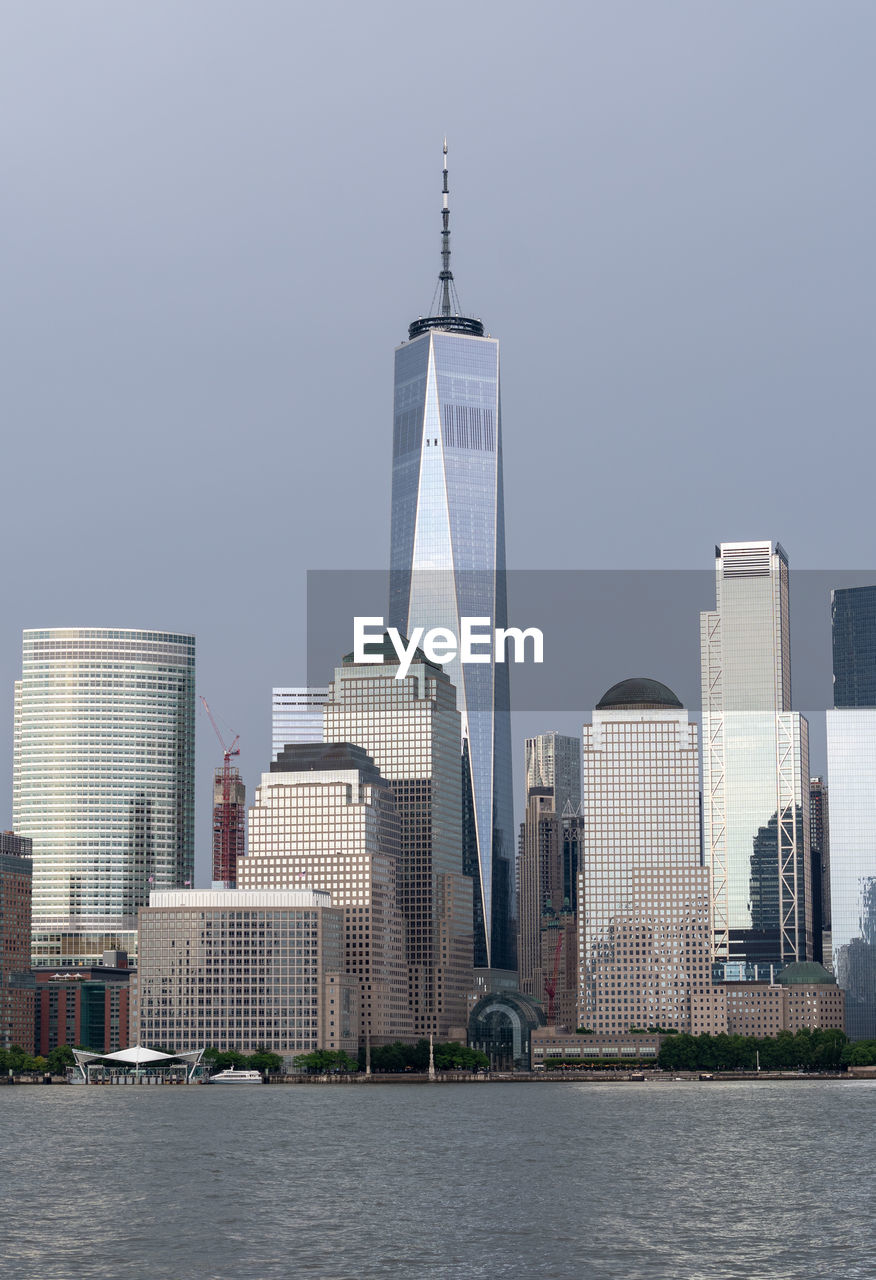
left=34, top=951, right=131, bottom=1054
left=723, top=962, right=845, bottom=1036
left=0, top=832, right=35, bottom=1052
left=134, top=889, right=357, bottom=1064
left=532, top=1029, right=665, bottom=1068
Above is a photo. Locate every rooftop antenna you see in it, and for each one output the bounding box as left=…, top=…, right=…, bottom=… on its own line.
left=440, top=138, right=452, bottom=317
left=409, top=141, right=484, bottom=340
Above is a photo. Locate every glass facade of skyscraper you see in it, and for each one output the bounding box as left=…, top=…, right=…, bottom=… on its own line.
left=389, top=326, right=514, bottom=971
left=832, top=585, right=876, bottom=709
left=827, top=584, right=876, bottom=1038
left=13, top=629, right=195, bottom=966
left=825, top=712, right=876, bottom=1038
left=701, top=542, right=812, bottom=973
left=271, top=687, right=328, bottom=760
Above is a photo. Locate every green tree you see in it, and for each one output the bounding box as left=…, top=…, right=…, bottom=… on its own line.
left=248, top=1049, right=283, bottom=1075
left=46, top=1045, right=76, bottom=1075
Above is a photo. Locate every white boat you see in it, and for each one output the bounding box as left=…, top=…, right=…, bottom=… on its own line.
left=208, top=1067, right=263, bottom=1084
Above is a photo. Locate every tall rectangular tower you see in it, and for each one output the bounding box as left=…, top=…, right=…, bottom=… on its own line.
left=389, top=144, right=514, bottom=973
left=238, top=742, right=411, bottom=1047
left=14, top=628, right=195, bottom=967
left=324, top=643, right=473, bottom=1038
left=826, top=585, right=876, bottom=1039
left=578, top=680, right=724, bottom=1035
left=701, top=542, right=812, bottom=973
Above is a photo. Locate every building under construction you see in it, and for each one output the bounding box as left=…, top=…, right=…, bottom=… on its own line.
left=212, top=767, right=245, bottom=888
left=201, top=698, right=246, bottom=889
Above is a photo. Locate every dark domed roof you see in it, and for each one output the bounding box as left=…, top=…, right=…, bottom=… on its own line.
left=778, top=961, right=836, bottom=987
left=596, top=677, right=683, bottom=711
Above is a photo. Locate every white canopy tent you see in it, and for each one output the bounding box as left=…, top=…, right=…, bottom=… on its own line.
left=73, top=1045, right=205, bottom=1083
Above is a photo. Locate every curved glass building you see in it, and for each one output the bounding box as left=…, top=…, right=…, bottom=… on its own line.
left=13, top=628, right=195, bottom=966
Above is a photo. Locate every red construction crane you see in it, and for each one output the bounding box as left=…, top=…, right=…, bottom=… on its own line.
left=200, top=696, right=242, bottom=885
left=544, top=930, right=564, bottom=1025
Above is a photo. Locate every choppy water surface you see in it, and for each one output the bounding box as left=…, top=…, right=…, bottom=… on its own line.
left=1, top=1080, right=872, bottom=1279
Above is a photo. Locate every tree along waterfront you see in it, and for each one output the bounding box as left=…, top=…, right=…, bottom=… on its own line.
left=294, top=1040, right=489, bottom=1074
left=656, top=1028, right=859, bottom=1072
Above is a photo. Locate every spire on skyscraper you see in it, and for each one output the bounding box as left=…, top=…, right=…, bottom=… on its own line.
left=408, top=140, right=484, bottom=340
left=439, top=137, right=453, bottom=317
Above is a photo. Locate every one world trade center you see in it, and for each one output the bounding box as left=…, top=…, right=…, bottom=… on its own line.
left=389, top=144, right=515, bottom=974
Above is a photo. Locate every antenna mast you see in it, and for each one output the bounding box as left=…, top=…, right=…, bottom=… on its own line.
left=440, top=138, right=452, bottom=317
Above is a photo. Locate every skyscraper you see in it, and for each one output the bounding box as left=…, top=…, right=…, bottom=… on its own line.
left=324, top=642, right=473, bottom=1037
left=809, top=775, right=830, bottom=966
left=832, top=585, right=876, bottom=708
left=237, top=741, right=412, bottom=1046
left=578, top=679, right=725, bottom=1035
left=517, top=732, right=581, bottom=1022
left=701, top=542, right=812, bottom=974
left=211, top=767, right=245, bottom=889
left=524, top=732, right=581, bottom=816
left=389, top=143, right=514, bottom=973
left=826, top=585, right=876, bottom=1039
left=14, top=629, right=195, bottom=966
left=516, top=786, right=581, bottom=1028
left=271, top=687, right=328, bottom=760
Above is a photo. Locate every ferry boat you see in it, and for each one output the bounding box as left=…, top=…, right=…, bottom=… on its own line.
left=208, top=1067, right=263, bottom=1084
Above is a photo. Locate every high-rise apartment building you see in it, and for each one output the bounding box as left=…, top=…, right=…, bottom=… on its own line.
left=578, top=679, right=726, bottom=1035
left=0, top=833, right=35, bottom=1051
left=237, top=742, right=412, bottom=1046
left=323, top=643, right=473, bottom=1037
left=135, top=889, right=356, bottom=1059
left=525, top=732, right=581, bottom=816
left=271, top=687, right=328, bottom=760
left=826, top=585, right=876, bottom=1039
left=388, top=145, right=514, bottom=974
left=701, top=542, right=812, bottom=973
left=14, top=629, right=196, bottom=966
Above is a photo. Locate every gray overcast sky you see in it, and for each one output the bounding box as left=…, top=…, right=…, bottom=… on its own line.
left=2, top=3, right=875, bottom=880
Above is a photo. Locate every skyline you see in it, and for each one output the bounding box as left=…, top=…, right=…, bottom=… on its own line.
left=4, top=5, right=876, bottom=883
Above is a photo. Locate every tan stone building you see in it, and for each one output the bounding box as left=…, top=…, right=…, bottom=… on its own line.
left=723, top=962, right=845, bottom=1036
left=324, top=647, right=473, bottom=1039
left=238, top=744, right=411, bottom=1047
left=135, top=889, right=356, bottom=1060
left=532, top=1029, right=665, bottom=1069
left=579, top=679, right=726, bottom=1036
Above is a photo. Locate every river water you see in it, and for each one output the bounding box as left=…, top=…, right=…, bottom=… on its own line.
left=1, top=1079, right=872, bottom=1279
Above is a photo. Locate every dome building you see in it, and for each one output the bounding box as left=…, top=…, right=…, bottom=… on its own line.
left=578, top=678, right=727, bottom=1036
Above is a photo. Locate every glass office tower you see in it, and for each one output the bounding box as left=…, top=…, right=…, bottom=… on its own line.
left=388, top=145, right=514, bottom=972
left=832, top=585, right=876, bottom=708
left=701, top=542, right=812, bottom=974
left=271, top=687, right=328, bottom=760
left=13, top=629, right=195, bottom=966
left=826, top=585, right=876, bottom=1038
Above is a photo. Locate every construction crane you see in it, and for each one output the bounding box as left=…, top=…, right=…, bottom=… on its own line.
left=200, top=696, right=242, bottom=886
left=544, top=929, right=564, bottom=1025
